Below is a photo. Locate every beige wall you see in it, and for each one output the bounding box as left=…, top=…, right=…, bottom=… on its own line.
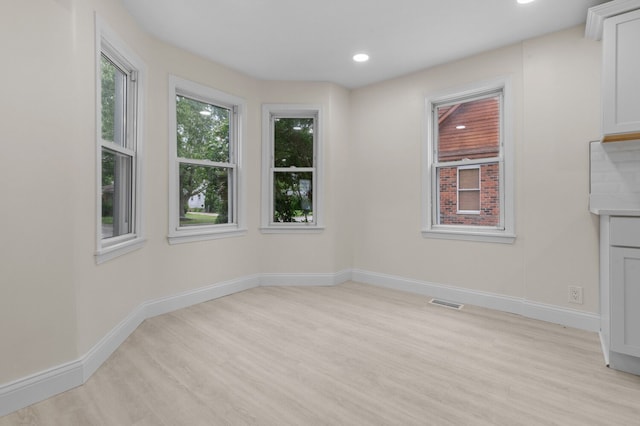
left=0, top=0, right=600, bottom=386
left=1, top=0, right=80, bottom=383
left=350, top=26, right=601, bottom=311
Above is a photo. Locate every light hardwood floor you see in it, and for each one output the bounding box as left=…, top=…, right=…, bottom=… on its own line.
left=2, top=282, right=640, bottom=425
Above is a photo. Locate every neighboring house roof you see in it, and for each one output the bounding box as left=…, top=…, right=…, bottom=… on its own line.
left=437, top=97, right=500, bottom=162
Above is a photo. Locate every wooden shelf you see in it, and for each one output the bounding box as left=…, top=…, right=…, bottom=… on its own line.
left=603, top=132, right=640, bottom=143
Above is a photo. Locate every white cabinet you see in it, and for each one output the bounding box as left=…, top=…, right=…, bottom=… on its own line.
left=602, top=216, right=640, bottom=375
left=610, top=216, right=640, bottom=357
left=610, top=245, right=640, bottom=357
left=600, top=215, right=640, bottom=375
left=602, top=9, right=640, bottom=142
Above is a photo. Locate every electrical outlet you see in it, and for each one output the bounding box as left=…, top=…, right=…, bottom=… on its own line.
left=568, top=286, right=583, bottom=304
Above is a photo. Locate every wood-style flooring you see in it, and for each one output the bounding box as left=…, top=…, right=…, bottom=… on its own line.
left=2, top=282, right=640, bottom=425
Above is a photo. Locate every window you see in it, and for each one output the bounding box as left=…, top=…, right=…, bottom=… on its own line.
left=423, top=78, right=515, bottom=243
left=96, top=18, right=145, bottom=263
left=457, top=166, right=481, bottom=215
left=261, top=105, right=323, bottom=232
left=168, top=76, right=246, bottom=244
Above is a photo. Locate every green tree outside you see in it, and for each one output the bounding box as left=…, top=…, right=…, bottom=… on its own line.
left=273, top=117, right=314, bottom=223
left=176, top=95, right=230, bottom=226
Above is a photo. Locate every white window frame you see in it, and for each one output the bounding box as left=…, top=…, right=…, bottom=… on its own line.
left=168, top=76, right=246, bottom=244
left=95, top=16, right=146, bottom=264
left=457, top=165, right=481, bottom=215
left=422, top=77, right=515, bottom=244
left=261, top=104, right=324, bottom=233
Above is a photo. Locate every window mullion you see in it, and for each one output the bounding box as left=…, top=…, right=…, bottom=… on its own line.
left=102, top=140, right=135, bottom=157
left=272, top=167, right=315, bottom=173
left=177, top=157, right=233, bottom=169
left=433, top=157, right=500, bottom=168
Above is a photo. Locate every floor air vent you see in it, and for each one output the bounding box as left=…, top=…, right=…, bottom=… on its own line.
left=429, top=299, right=463, bottom=310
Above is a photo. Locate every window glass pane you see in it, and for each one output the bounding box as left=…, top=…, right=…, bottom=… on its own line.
left=100, top=55, right=127, bottom=146
left=437, top=96, right=500, bottom=162
left=437, top=163, right=500, bottom=226
left=273, top=172, right=313, bottom=223
left=176, top=95, right=230, bottom=163
left=102, top=148, right=132, bottom=239
left=459, top=168, right=479, bottom=189
left=459, top=191, right=480, bottom=211
left=274, top=117, right=314, bottom=167
left=179, top=164, right=232, bottom=227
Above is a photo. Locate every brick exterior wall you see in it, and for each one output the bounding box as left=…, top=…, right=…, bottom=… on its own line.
left=438, top=163, right=500, bottom=226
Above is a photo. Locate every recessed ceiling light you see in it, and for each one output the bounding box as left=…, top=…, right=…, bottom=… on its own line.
left=199, top=110, right=211, bottom=116
left=353, top=53, right=369, bottom=63
left=456, top=125, right=466, bottom=130
left=517, top=0, right=535, bottom=4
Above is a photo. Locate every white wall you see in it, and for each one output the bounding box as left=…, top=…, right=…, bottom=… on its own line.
left=0, top=0, right=601, bottom=394
left=350, top=26, right=601, bottom=312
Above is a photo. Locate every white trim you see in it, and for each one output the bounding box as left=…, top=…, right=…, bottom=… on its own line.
left=1, top=268, right=602, bottom=417
left=599, top=215, right=611, bottom=364
left=0, top=360, right=83, bottom=418
left=82, top=302, right=147, bottom=381
left=599, top=331, right=611, bottom=366
left=144, top=275, right=261, bottom=318
left=167, top=229, right=248, bottom=245
left=96, top=237, right=146, bottom=264
left=422, top=76, right=515, bottom=243
left=261, top=104, right=324, bottom=231
left=168, top=75, right=246, bottom=243
left=421, top=229, right=516, bottom=244
left=351, top=269, right=600, bottom=332
left=609, top=350, right=640, bottom=375
left=259, top=226, right=326, bottom=234
left=260, top=270, right=352, bottom=287
left=95, top=14, right=146, bottom=263
left=585, top=0, right=640, bottom=40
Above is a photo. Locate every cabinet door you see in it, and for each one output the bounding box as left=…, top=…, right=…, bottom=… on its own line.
left=603, top=9, right=640, bottom=140
left=611, top=246, right=640, bottom=357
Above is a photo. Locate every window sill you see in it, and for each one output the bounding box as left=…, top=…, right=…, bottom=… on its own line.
left=168, top=227, right=247, bottom=245
left=96, top=237, right=146, bottom=264
left=260, top=225, right=325, bottom=234
left=422, top=228, right=515, bottom=244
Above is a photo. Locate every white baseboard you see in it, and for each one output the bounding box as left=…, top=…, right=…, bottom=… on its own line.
left=82, top=305, right=147, bottom=381
left=260, top=269, right=352, bottom=287
left=0, top=360, right=83, bottom=418
left=351, top=269, right=600, bottom=332
left=1, top=267, right=600, bottom=417
left=0, top=271, right=349, bottom=417
left=144, top=274, right=262, bottom=319
left=599, top=331, right=610, bottom=366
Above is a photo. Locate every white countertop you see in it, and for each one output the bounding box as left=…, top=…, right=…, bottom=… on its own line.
left=590, top=194, right=640, bottom=216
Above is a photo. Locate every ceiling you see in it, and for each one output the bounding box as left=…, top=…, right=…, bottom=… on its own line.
left=122, top=0, right=606, bottom=89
